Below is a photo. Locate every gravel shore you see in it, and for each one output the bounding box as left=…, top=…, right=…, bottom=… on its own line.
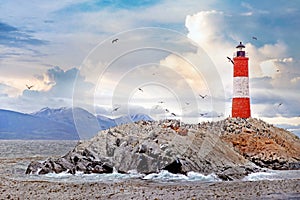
left=1, top=175, right=299, bottom=199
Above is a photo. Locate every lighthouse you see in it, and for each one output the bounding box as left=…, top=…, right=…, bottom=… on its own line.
left=231, top=42, right=251, bottom=118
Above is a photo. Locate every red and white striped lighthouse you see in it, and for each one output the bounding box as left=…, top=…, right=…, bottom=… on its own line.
left=231, top=42, right=251, bottom=118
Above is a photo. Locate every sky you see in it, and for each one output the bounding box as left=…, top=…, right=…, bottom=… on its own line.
left=0, top=0, right=300, bottom=133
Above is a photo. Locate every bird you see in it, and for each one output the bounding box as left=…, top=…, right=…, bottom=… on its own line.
left=199, top=113, right=208, bottom=117
left=171, top=113, right=176, bottom=117
left=226, top=56, right=234, bottom=65
left=26, top=84, right=34, bottom=90
left=199, top=94, right=207, bottom=99
left=112, top=106, right=120, bottom=112
left=165, top=109, right=169, bottom=113
left=278, top=103, right=283, bottom=107
left=138, top=88, right=143, bottom=92
left=158, top=101, right=164, bottom=104
left=112, top=38, right=119, bottom=43
left=252, top=36, right=258, bottom=40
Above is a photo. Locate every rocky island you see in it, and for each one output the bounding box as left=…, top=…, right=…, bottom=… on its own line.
left=26, top=118, right=300, bottom=180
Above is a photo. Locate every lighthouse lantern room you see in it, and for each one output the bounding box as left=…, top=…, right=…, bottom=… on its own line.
left=231, top=42, right=251, bottom=118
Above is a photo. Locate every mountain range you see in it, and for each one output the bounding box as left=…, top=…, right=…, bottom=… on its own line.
left=0, top=107, right=153, bottom=140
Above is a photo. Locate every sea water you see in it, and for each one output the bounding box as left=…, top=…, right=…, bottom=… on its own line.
left=1, top=140, right=300, bottom=183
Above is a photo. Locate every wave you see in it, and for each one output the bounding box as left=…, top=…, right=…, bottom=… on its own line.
left=23, top=169, right=300, bottom=183
left=143, top=170, right=220, bottom=182
left=243, top=169, right=300, bottom=181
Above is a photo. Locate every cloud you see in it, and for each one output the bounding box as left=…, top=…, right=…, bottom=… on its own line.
left=0, top=22, right=47, bottom=48
left=0, top=66, right=94, bottom=112
left=0, top=83, right=19, bottom=97
left=23, top=66, right=93, bottom=99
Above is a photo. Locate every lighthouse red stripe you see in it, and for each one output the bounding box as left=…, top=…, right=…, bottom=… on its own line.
left=233, top=57, right=249, bottom=77
left=232, top=98, right=251, bottom=118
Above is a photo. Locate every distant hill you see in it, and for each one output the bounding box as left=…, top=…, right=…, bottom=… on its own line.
left=0, top=109, right=78, bottom=140
left=0, top=107, right=153, bottom=140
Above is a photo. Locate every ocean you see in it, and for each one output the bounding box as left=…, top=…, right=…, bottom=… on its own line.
left=1, top=140, right=300, bottom=183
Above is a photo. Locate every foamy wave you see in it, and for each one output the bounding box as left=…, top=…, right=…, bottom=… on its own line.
left=243, top=170, right=300, bottom=181
left=143, top=170, right=220, bottom=182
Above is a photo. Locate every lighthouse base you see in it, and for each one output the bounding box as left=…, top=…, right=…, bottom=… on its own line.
left=232, top=98, right=251, bottom=118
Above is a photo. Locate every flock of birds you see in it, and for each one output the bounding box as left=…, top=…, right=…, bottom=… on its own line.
left=111, top=86, right=212, bottom=118
left=24, top=36, right=285, bottom=119
left=110, top=37, right=221, bottom=118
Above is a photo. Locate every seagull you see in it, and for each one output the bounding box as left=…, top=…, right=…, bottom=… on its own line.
left=171, top=113, right=176, bottom=117
left=227, top=56, right=234, bottom=65
left=26, top=84, right=34, bottom=90
left=199, top=94, right=207, bottom=99
left=138, top=88, right=143, bottom=92
left=112, top=106, right=120, bottom=112
left=252, top=36, right=258, bottom=40
left=112, top=38, right=119, bottom=43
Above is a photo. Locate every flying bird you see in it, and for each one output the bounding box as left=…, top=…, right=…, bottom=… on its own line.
left=226, top=56, right=234, bottom=65
left=171, top=113, right=176, bottom=117
left=199, top=94, right=207, bottom=99
left=165, top=109, right=169, bottom=113
left=112, top=38, right=119, bottom=43
left=138, top=88, right=143, bottom=92
left=112, top=106, right=120, bottom=112
left=252, top=36, right=258, bottom=40
left=26, top=84, right=34, bottom=90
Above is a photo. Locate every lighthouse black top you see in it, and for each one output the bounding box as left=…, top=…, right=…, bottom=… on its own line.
left=236, top=42, right=245, bottom=57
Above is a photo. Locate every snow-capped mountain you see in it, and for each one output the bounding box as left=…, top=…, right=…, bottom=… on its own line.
left=0, top=107, right=153, bottom=140
left=0, top=109, right=78, bottom=140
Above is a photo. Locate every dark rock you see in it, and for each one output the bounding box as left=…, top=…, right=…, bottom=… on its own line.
left=163, top=159, right=183, bottom=174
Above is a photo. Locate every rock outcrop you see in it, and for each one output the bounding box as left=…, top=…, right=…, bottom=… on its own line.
left=26, top=118, right=300, bottom=180
left=219, top=118, right=300, bottom=170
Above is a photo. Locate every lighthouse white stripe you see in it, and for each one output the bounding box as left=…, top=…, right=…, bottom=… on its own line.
left=233, top=77, right=249, bottom=98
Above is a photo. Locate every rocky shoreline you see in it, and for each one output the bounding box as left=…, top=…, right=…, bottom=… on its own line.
left=1, top=175, right=300, bottom=199
left=26, top=118, right=300, bottom=181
